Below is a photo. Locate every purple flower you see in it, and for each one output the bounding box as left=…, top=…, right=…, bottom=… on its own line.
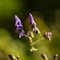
left=29, top=13, right=40, bottom=35
left=29, top=13, right=36, bottom=29
left=15, top=15, right=25, bottom=38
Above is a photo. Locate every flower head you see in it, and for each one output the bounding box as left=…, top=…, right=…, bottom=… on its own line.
left=29, top=13, right=41, bottom=35
left=15, top=15, right=23, bottom=29
left=29, top=13, right=36, bottom=29
left=15, top=15, right=25, bottom=38
left=29, top=13, right=36, bottom=27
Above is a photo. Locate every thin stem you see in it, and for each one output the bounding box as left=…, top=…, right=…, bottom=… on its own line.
left=32, top=52, right=36, bottom=60
left=33, top=37, right=44, bottom=45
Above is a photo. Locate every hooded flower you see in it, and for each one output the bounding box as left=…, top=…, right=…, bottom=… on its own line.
left=29, top=13, right=36, bottom=28
left=29, top=13, right=41, bottom=35
left=15, top=15, right=25, bottom=38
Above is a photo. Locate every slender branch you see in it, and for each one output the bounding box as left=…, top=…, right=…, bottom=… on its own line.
left=33, top=37, right=44, bottom=45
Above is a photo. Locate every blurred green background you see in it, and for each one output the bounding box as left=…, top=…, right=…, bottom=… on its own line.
left=0, top=0, right=60, bottom=60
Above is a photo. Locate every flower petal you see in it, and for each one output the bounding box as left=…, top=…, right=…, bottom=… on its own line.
left=15, top=15, right=23, bottom=27
left=19, top=30, right=25, bottom=38
left=29, top=13, right=36, bottom=26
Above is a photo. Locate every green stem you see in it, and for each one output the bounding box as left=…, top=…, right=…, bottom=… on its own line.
left=33, top=38, right=44, bottom=45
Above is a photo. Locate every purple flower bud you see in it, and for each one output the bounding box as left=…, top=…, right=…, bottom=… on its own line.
left=29, top=13, right=36, bottom=29
left=8, top=54, right=15, bottom=60
left=54, top=54, right=58, bottom=60
left=15, top=15, right=25, bottom=38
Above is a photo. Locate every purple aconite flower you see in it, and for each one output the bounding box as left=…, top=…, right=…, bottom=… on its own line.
left=15, top=15, right=25, bottom=38
left=29, top=13, right=40, bottom=35
left=29, top=13, right=36, bottom=29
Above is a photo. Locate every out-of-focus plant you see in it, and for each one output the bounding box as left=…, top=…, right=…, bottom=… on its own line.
left=54, top=54, right=58, bottom=60
left=8, top=54, right=20, bottom=60
left=8, top=13, right=59, bottom=60
left=41, top=53, right=48, bottom=60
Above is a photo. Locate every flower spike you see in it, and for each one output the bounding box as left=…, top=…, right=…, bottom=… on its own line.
left=29, top=13, right=41, bottom=35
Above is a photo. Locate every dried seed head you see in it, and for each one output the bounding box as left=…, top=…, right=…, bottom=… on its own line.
left=47, top=32, right=52, bottom=40
left=54, top=54, right=58, bottom=60
left=44, top=31, right=52, bottom=40
left=8, top=54, right=15, bottom=60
